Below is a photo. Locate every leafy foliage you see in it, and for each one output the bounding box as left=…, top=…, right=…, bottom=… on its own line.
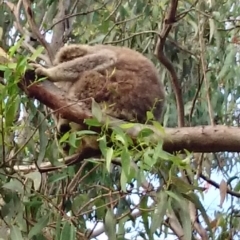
left=0, top=0, right=240, bottom=239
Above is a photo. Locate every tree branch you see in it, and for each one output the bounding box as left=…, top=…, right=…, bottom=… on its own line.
left=3, top=0, right=50, bottom=63
left=200, top=173, right=240, bottom=198
left=18, top=70, right=240, bottom=154
left=50, top=0, right=71, bottom=55
left=154, top=0, right=185, bottom=127
left=22, top=0, right=54, bottom=62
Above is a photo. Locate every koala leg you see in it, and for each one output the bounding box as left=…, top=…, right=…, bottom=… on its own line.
left=29, top=63, right=52, bottom=79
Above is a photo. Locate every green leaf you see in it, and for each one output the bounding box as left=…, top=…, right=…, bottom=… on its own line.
left=105, top=208, right=116, bottom=240
left=76, top=130, right=97, bottom=138
left=112, top=126, right=131, bottom=146
left=59, top=131, right=70, bottom=143
left=99, top=135, right=107, bottom=157
left=209, top=18, right=215, bottom=43
left=69, top=132, right=77, bottom=148
left=152, top=5, right=159, bottom=22
left=28, top=215, right=49, bottom=238
left=168, top=190, right=192, bottom=240
left=91, top=99, right=102, bottom=122
left=183, top=192, right=213, bottom=237
left=60, top=222, right=76, bottom=240
left=152, top=141, right=163, bottom=164
left=171, top=176, right=203, bottom=193
left=29, top=46, right=45, bottom=61
left=120, top=123, right=136, bottom=129
left=177, top=198, right=191, bottom=240
left=121, top=147, right=130, bottom=176
left=187, top=19, right=198, bottom=39
left=152, top=120, right=165, bottom=133
left=94, top=199, right=106, bottom=218
left=106, top=147, right=113, bottom=172
left=146, top=111, right=154, bottom=121
left=150, top=191, right=168, bottom=234
left=10, top=226, right=24, bottom=240
left=3, top=179, right=24, bottom=194
left=72, top=195, right=89, bottom=215
left=0, top=65, right=8, bottom=71
left=120, top=171, right=127, bottom=192
left=143, top=148, right=154, bottom=169
left=5, top=95, right=20, bottom=128
left=37, top=112, right=49, bottom=163
left=117, top=216, right=129, bottom=237
left=84, top=118, right=102, bottom=127
left=55, top=214, right=62, bottom=240
left=48, top=172, right=69, bottom=183
left=140, top=196, right=150, bottom=236
left=8, top=37, right=24, bottom=57
left=234, top=181, right=240, bottom=192
left=165, top=190, right=182, bottom=202
left=25, top=172, right=42, bottom=190
left=138, top=127, right=154, bottom=138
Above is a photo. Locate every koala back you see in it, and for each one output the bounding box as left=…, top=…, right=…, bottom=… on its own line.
left=54, top=44, right=165, bottom=123
left=52, top=44, right=165, bottom=155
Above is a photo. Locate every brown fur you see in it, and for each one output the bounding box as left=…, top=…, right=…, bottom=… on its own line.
left=31, top=44, right=166, bottom=154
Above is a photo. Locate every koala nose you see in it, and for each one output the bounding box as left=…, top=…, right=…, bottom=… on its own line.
left=59, top=123, right=71, bottom=134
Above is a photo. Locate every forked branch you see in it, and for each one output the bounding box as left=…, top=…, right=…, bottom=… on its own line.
left=154, top=0, right=185, bottom=127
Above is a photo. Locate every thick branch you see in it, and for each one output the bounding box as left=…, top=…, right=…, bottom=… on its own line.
left=20, top=70, right=90, bottom=124
left=19, top=70, right=240, bottom=153
left=50, top=0, right=71, bottom=55
left=154, top=0, right=185, bottom=127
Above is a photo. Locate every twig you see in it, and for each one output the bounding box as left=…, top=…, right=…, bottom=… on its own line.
left=189, top=74, right=204, bottom=124
left=200, top=173, right=240, bottom=198
left=154, top=0, right=185, bottom=127
left=198, top=12, right=215, bottom=125
left=176, top=0, right=199, bottom=21
left=4, top=0, right=25, bottom=36
left=104, top=0, right=122, bottom=21
left=22, top=0, right=54, bottom=62
left=45, top=2, right=108, bottom=34
left=189, top=202, right=208, bottom=240
left=13, top=153, right=79, bottom=173
left=104, top=30, right=160, bottom=44
left=167, top=38, right=196, bottom=57
left=102, top=14, right=143, bottom=43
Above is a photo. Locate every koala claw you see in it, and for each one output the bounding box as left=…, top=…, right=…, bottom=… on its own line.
left=35, top=67, right=47, bottom=76
left=29, top=63, right=43, bottom=69
left=29, top=63, right=48, bottom=77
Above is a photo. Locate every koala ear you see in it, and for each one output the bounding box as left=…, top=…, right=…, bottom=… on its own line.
left=54, top=44, right=89, bottom=64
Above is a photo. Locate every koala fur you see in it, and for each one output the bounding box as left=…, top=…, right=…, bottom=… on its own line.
left=31, top=44, right=166, bottom=154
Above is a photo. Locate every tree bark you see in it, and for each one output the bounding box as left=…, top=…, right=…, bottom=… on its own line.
left=19, top=70, right=240, bottom=153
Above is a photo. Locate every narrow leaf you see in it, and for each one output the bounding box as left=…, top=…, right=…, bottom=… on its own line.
left=10, top=226, right=24, bottom=240
left=105, top=208, right=116, bottom=240
left=28, top=215, right=49, bottom=238
left=106, top=147, right=113, bottom=172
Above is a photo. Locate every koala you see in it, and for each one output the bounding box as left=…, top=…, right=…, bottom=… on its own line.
left=31, top=44, right=166, bottom=154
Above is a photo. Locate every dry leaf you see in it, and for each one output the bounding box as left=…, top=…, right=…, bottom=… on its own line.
left=219, top=179, right=227, bottom=208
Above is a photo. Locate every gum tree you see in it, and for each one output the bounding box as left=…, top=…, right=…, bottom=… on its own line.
left=0, top=0, right=240, bottom=239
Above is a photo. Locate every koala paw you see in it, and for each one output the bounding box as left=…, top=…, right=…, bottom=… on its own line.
left=29, top=63, right=48, bottom=77
left=29, top=62, right=42, bottom=69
